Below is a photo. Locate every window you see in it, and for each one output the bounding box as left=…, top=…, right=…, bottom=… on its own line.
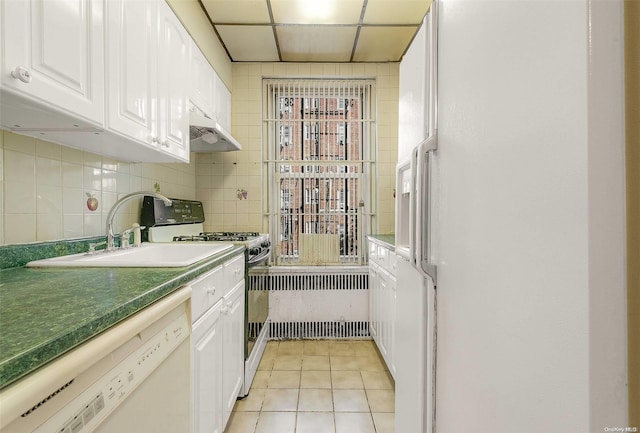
left=265, top=79, right=376, bottom=265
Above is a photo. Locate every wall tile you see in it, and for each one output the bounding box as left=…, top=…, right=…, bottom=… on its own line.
left=5, top=180, right=36, bottom=214
left=62, top=162, right=82, bottom=189
left=4, top=131, right=35, bottom=154
left=61, top=146, right=84, bottom=164
left=83, top=166, right=102, bottom=191
left=37, top=213, right=63, bottom=241
left=63, top=214, right=84, bottom=239
left=36, top=157, right=61, bottom=187
left=5, top=214, right=36, bottom=244
left=83, top=151, right=102, bottom=169
left=36, top=184, right=62, bottom=215
left=83, top=213, right=102, bottom=237
left=5, top=149, right=35, bottom=184
left=63, top=188, right=85, bottom=214
left=35, top=139, right=61, bottom=159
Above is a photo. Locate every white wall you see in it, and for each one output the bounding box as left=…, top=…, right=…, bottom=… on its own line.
left=435, top=1, right=626, bottom=432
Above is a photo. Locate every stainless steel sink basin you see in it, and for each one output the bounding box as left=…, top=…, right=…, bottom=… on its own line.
left=26, top=243, right=234, bottom=268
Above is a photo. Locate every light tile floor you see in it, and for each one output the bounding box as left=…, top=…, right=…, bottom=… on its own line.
left=224, top=340, right=395, bottom=433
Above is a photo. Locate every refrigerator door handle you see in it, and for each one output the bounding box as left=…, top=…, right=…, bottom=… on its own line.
left=415, top=135, right=438, bottom=283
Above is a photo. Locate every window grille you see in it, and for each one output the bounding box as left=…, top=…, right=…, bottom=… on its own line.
left=263, top=79, right=376, bottom=265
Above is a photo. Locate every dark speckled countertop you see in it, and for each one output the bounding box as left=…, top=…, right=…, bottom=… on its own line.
left=0, top=244, right=245, bottom=390
left=367, top=234, right=395, bottom=251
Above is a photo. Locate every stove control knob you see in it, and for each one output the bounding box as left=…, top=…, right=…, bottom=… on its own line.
left=250, top=247, right=260, bottom=255
left=261, top=241, right=271, bottom=248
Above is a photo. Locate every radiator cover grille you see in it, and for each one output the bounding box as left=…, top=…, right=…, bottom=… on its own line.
left=251, top=268, right=370, bottom=340
left=269, top=321, right=370, bottom=340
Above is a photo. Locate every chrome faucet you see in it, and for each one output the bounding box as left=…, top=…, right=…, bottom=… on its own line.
left=105, top=191, right=172, bottom=251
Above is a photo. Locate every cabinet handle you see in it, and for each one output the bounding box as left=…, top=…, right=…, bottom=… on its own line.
left=160, top=140, right=170, bottom=148
left=221, top=305, right=228, bottom=314
left=11, top=66, right=32, bottom=83
left=207, top=287, right=216, bottom=296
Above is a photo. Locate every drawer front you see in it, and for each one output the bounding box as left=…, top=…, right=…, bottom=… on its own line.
left=223, top=254, right=245, bottom=294
left=190, top=265, right=224, bottom=322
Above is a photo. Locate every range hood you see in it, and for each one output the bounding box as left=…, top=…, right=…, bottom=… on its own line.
left=189, top=105, right=242, bottom=152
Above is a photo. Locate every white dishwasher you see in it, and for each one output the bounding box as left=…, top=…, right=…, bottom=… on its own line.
left=0, top=287, right=192, bottom=433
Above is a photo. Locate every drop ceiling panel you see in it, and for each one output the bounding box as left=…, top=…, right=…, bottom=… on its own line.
left=363, top=0, right=431, bottom=24
left=270, top=0, right=365, bottom=24
left=277, top=26, right=357, bottom=62
left=189, top=0, right=429, bottom=62
left=216, top=25, right=279, bottom=61
left=353, top=26, right=417, bottom=62
left=201, top=0, right=271, bottom=24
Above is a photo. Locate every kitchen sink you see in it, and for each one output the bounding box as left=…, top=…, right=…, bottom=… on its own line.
left=26, top=243, right=234, bottom=268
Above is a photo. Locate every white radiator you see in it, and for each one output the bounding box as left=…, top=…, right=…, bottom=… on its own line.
left=251, top=267, right=370, bottom=339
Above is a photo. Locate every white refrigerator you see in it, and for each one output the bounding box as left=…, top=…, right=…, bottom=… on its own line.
left=394, top=4, right=438, bottom=433
left=400, top=1, right=628, bottom=432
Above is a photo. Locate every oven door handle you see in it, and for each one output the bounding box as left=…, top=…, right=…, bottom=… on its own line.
left=248, top=248, right=270, bottom=266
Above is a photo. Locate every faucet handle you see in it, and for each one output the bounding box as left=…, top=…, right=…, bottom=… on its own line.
left=87, top=241, right=107, bottom=255
left=121, top=229, right=133, bottom=249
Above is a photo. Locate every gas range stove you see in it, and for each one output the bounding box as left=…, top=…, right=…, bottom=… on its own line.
left=173, top=232, right=262, bottom=243
left=172, top=232, right=271, bottom=265
left=141, top=196, right=270, bottom=265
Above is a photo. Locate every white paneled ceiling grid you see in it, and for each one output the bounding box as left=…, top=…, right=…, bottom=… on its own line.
left=200, top=0, right=432, bottom=62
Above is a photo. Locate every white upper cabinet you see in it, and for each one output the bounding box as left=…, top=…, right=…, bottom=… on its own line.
left=1, top=0, right=104, bottom=126
left=214, top=73, right=232, bottom=131
left=398, top=17, right=428, bottom=161
left=189, top=39, right=215, bottom=118
left=106, top=0, right=189, bottom=162
left=157, top=0, right=189, bottom=160
left=105, top=0, right=157, bottom=145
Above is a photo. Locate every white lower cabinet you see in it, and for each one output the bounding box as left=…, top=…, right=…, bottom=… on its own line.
left=190, top=255, right=245, bottom=433
left=368, top=240, right=397, bottom=378
left=192, top=301, right=223, bottom=433
left=368, top=262, right=379, bottom=340
left=222, top=281, right=245, bottom=426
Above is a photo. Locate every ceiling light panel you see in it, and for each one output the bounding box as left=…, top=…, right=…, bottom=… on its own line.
left=363, top=0, right=431, bottom=25
left=277, top=26, right=358, bottom=62
left=271, top=0, right=364, bottom=25
left=353, top=26, right=417, bottom=62
left=201, top=0, right=271, bottom=24
left=216, top=25, right=280, bottom=61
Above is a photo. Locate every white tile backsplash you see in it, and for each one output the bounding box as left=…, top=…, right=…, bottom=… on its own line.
left=1, top=130, right=196, bottom=245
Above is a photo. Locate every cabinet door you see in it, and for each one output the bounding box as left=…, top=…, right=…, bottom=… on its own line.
left=157, top=0, right=189, bottom=161
left=377, top=269, right=390, bottom=361
left=192, top=302, right=224, bottom=433
left=189, top=39, right=215, bottom=117
left=387, top=274, right=397, bottom=378
left=368, top=262, right=379, bottom=340
left=213, top=72, right=231, bottom=131
left=1, top=0, right=104, bottom=125
left=106, top=0, right=157, bottom=145
left=222, top=281, right=245, bottom=427
left=398, top=18, right=428, bottom=160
